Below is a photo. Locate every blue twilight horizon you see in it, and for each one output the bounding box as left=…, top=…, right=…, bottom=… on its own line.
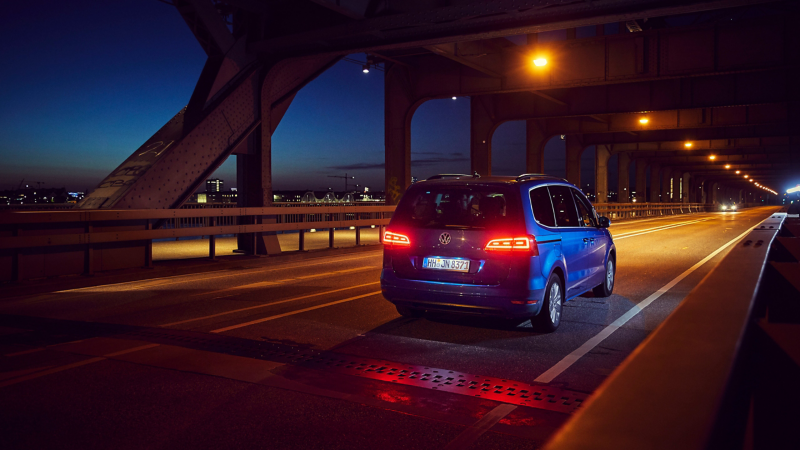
left=0, top=0, right=600, bottom=195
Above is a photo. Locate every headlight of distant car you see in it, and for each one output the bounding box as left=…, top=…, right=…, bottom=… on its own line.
left=731, top=204, right=737, bottom=210
left=721, top=205, right=727, bottom=210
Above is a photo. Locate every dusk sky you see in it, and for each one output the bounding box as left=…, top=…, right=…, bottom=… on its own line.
left=0, top=0, right=599, bottom=194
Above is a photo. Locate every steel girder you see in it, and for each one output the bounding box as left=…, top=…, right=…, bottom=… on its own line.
left=400, top=15, right=799, bottom=100
left=610, top=136, right=800, bottom=154
left=248, top=0, right=784, bottom=57
left=78, top=54, right=338, bottom=209
left=582, top=123, right=798, bottom=145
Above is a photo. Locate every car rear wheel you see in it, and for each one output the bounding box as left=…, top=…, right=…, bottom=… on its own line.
left=533, top=273, right=563, bottom=332
left=396, top=305, right=423, bottom=318
left=592, top=257, right=615, bottom=297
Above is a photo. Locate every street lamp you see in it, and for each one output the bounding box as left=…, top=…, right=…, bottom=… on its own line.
left=533, top=57, right=548, bottom=67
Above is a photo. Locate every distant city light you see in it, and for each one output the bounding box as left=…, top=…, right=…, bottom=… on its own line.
left=735, top=170, right=741, bottom=174
left=709, top=155, right=716, bottom=160
left=725, top=164, right=731, bottom=169
left=533, top=57, right=548, bottom=67
left=639, top=118, right=649, bottom=124
left=362, top=64, right=370, bottom=73
left=452, top=96, right=457, bottom=100
left=684, top=142, right=693, bottom=148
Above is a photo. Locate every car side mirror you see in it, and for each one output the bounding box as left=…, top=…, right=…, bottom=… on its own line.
left=598, top=216, right=611, bottom=228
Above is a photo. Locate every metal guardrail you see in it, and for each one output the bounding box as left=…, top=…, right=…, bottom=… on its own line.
left=594, top=202, right=709, bottom=220
left=0, top=205, right=394, bottom=250
left=544, top=209, right=794, bottom=450
left=0, top=201, right=727, bottom=281
left=0, top=206, right=394, bottom=281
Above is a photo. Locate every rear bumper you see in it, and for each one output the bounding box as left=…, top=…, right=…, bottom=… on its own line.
left=380, top=269, right=545, bottom=319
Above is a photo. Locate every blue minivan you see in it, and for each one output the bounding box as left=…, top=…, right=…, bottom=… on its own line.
left=380, top=174, right=616, bottom=332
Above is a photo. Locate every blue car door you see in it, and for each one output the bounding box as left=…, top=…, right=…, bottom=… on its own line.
left=548, top=185, right=590, bottom=295
left=572, top=189, right=607, bottom=287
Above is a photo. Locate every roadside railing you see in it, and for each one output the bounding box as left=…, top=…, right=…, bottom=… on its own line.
left=0, top=201, right=738, bottom=281
left=594, top=202, right=708, bottom=220
left=0, top=205, right=393, bottom=281
left=544, top=208, right=796, bottom=450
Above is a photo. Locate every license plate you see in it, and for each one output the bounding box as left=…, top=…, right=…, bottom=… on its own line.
left=422, top=257, right=470, bottom=272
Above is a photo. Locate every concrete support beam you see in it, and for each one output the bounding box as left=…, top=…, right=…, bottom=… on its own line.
left=470, top=96, right=495, bottom=177
left=385, top=64, right=419, bottom=205
left=526, top=120, right=549, bottom=173
left=565, top=135, right=583, bottom=187
left=596, top=145, right=611, bottom=204
left=681, top=171, right=691, bottom=203
left=662, top=168, right=673, bottom=203
left=649, top=163, right=661, bottom=203
left=584, top=122, right=797, bottom=146
left=617, top=152, right=631, bottom=203
left=635, top=159, right=648, bottom=203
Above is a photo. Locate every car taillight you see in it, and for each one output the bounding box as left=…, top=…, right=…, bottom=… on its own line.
left=384, top=231, right=410, bottom=247
left=484, top=236, right=538, bottom=255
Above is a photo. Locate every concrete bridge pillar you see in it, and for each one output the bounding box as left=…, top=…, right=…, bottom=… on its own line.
left=682, top=172, right=691, bottom=203
left=617, top=152, right=631, bottom=203
left=661, top=167, right=672, bottom=203
left=634, top=159, right=647, bottom=203
left=385, top=64, right=420, bottom=205
left=526, top=120, right=549, bottom=174
left=596, top=145, right=611, bottom=203
left=470, top=96, right=495, bottom=177
left=565, top=135, right=583, bottom=187
left=649, top=163, right=661, bottom=203
left=711, top=182, right=720, bottom=204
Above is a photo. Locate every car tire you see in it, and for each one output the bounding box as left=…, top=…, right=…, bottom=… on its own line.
left=592, top=256, right=615, bottom=297
left=396, top=305, right=423, bottom=318
left=533, top=273, right=563, bottom=333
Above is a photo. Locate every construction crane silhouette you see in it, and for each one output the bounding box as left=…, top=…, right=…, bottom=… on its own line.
left=17, top=179, right=44, bottom=190
left=328, top=173, right=355, bottom=191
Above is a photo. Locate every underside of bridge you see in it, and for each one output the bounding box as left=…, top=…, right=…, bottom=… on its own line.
left=78, top=0, right=800, bottom=223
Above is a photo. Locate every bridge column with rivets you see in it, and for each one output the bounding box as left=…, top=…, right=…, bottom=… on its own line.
left=595, top=145, right=611, bottom=204
left=470, top=96, right=495, bottom=177
left=385, top=63, right=420, bottom=205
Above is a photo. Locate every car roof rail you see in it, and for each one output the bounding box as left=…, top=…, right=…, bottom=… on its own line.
left=426, top=174, right=472, bottom=180
left=516, top=173, right=569, bottom=183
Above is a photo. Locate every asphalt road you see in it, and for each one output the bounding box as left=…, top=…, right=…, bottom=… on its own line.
left=0, top=206, right=779, bottom=449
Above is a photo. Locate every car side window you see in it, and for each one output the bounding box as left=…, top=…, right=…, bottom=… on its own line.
left=530, top=187, right=556, bottom=227
left=572, top=189, right=597, bottom=227
left=549, top=185, right=580, bottom=227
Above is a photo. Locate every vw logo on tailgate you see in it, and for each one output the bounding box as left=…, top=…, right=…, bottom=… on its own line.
left=439, top=232, right=451, bottom=245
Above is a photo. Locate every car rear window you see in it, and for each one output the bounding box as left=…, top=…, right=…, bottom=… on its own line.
left=392, top=186, right=522, bottom=230
left=530, top=186, right=556, bottom=227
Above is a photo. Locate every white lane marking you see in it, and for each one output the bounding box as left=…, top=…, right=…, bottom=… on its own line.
left=161, top=282, right=381, bottom=327
left=211, top=291, right=383, bottom=333
left=443, top=403, right=518, bottom=450
left=613, top=217, right=715, bottom=240
left=191, top=266, right=378, bottom=298
left=55, top=252, right=381, bottom=293
left=534, top=223, right=759, bottom=384
left=0, top=343, right=159, bottom=389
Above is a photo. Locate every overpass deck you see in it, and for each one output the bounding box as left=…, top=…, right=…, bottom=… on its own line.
left=0, top=207, right=782, bottom=449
